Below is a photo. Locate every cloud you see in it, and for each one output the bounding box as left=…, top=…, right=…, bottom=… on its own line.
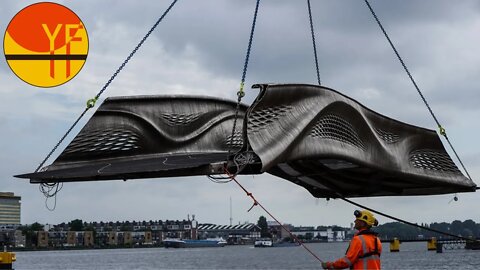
left=1, top=0, right=478, bottom=228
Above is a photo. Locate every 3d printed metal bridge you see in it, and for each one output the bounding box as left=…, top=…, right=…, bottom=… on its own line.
left=17, top=84, right=477, bottom=198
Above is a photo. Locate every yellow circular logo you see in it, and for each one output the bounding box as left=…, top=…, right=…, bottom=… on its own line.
left=4, top=2, right=89, bottom=87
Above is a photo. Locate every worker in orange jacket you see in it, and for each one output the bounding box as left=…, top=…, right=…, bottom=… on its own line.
left=322, top=210, right=382, bottom=270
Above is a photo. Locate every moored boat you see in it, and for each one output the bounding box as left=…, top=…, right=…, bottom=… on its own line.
left=254, top=238, right=273, bottom=247
left=164, top=238, right=227, bottom=248
left=254, top=238, right=300, bottom=248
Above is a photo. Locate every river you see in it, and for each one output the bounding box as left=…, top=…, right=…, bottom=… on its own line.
left=13, top=242, right=479, bottom=269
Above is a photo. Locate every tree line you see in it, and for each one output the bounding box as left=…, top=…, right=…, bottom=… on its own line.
left=256, top=216, right=480, bottom=240
left=374, top=219, right=480, bottom=240
left=14, top=217, right=480, bottom=242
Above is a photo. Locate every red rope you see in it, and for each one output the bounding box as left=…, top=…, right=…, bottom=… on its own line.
left=224, top=168, right=324, bottom=264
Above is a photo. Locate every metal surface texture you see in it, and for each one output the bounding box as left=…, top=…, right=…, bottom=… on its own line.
left=246, top=84, right=476, bottom=197
left=18, top=95, right=248, bottom=182
left=17, top=84, right=476, bottom=198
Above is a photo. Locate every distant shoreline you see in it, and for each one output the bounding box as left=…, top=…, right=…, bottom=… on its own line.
left=8, top=239, right=346, bottom=252
left=9, top=244, right=163, bottom=252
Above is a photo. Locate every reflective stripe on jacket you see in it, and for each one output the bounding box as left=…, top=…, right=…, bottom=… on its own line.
left=326, top=229, right=382, bottom=269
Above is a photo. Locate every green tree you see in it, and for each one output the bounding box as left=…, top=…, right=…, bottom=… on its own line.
left=450, top=220, right=463, bottom=235
left=430, top=222, right=450, bottom=237
left=257, top=216, right=271, bottom=238
left=463, top=220, right=478, bottom=237
left=120, top=224, right=132, bottom=231
left=375, top=222, right=421, bottom=239
left=69, top=219, right=84, bottom=231
left=17, top=222, right=44, bottom=248
left=30, top=222, right=44, bottom=231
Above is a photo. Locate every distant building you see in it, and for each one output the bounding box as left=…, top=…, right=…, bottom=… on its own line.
left=84, top=231, right=94, bottom=246
left=122, top=232, right=132, bottom=245
left=14, top=230, right=25, bottom=247
left=267, top=220, right=294, bottom=240
left=17, top=218, right=266, bottom=247
left=37, top=231, right=49, bottom=247
left=108, top=231, right=117, bottom=245
left=0, top=192, right=21, bottom=226
left=197, top=223, right=261, bottom=244
left=290, top=226, right=346, bottom=242
left=67, top=231, right=76, bottom=246
left=266, top=221, right=347, bottom=242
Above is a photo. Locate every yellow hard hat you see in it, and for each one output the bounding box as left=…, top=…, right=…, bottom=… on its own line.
left=354, top=210, right=378, bottom=227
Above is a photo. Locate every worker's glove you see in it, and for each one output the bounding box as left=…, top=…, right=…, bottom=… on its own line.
left=321, top=262, right=329, bottom=269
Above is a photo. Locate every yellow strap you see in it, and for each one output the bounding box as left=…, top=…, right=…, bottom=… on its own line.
left=237, top=82, right=245, bottom=98
left=86, top=97, right=98, bottom=108
left=439, top=125, right=446, bottom=136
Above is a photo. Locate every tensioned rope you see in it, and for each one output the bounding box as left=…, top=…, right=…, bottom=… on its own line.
left=363, top=0, right=472, bottom=181
left=224, top=168, right=324, bottom=264
left=36, top=0, right=180, bottom=207
left=228, top=0, right=261, bottom=158
left=341, top=197, right=480, bottom=243
left=307, top=0, right=321, bottom=85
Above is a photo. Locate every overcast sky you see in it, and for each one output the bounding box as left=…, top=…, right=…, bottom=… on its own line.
left=1, top=0, right=479, bottom=228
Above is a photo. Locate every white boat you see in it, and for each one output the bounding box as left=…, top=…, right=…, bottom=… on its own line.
left=254, top=238, right=273, bottom=247
left=254, top=238, right=300, bottom=248
left=164, top=237, right=227, bottom=248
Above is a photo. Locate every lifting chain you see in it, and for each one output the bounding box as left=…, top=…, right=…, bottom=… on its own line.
left=307, top=0, right=321, bottom=86
left=35, top=0, right=180, bottom=209
left=228, top=0, right=261, bottom=161
left=35, top=0, right=179, bottom=173
left=364, top=0, right=472, bottom=181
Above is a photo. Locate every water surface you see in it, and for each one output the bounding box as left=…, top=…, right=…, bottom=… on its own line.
left=14, top=242, right=479, bottom=269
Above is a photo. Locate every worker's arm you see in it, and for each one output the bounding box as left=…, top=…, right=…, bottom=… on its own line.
left=324, top=237, right=361, bottom=269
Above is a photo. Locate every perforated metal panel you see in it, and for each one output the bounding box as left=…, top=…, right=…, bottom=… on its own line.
left=247, top=105, right=292, bottom=133
left=63, top=128, right=141, bottom=155
left=375, top=128, right=400, bottom=143
left=310, top=114, right=365, bottom=149
left=161, top=113, right=201, bottom=126
left=224, top=131, right=244, bottom=149
left=409, top=150, right=461, bottom=173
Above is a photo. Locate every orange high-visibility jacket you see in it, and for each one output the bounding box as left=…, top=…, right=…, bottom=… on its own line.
left=325, top=229, right=382, bottom=269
